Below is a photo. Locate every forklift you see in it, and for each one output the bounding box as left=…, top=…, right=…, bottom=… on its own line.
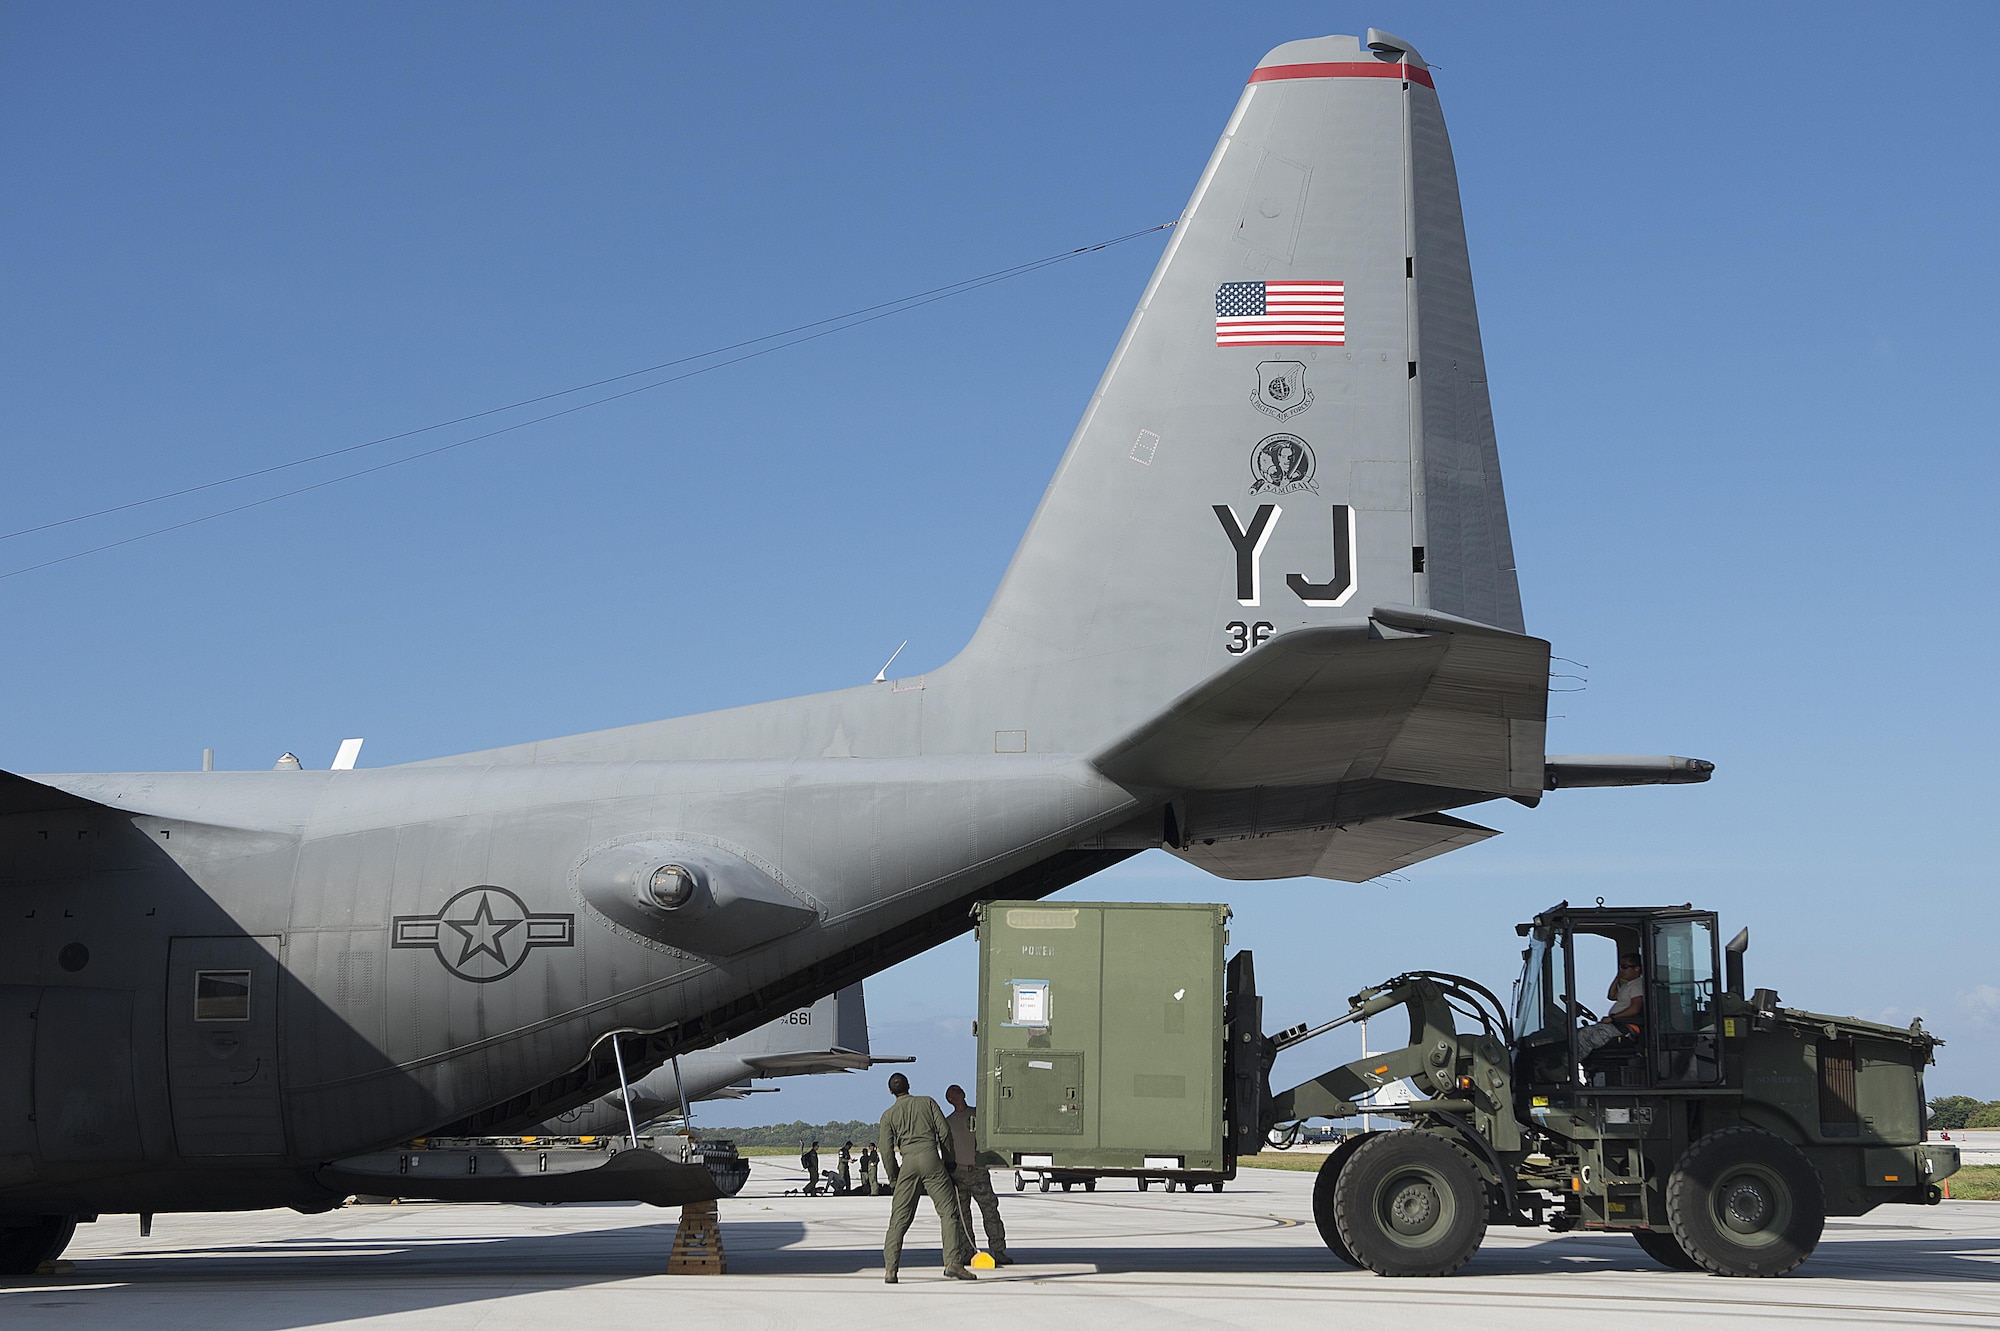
left=1230, top=901, right=1961, bottom=1277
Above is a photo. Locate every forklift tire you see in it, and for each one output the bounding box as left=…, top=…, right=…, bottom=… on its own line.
left=1666, top=1127, right=1824, bottom=1277
left=1331, top=1132, right=1487, bottom=1277
left=1311, top=1132, right=1380, bottom=1268
left=1633, top=1227, right=1703, bottom=1271
left=1015, top=1173, right=1026, bottom=1192
left=1138, top=1179, right=1150, bottom=1192
left=1039, top=1177, right=1050, bottom=1193
left=1084, top=1179, right=1095, bottom=1192
left=0, top=1216, right=76, bottom=1275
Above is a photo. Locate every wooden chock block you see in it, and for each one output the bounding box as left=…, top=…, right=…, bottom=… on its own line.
left=668, top=1198, right=727, bottom=1275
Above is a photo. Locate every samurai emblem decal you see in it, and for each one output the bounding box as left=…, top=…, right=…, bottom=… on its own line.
left=394, top=885, right=575, bottom=982
left=1251, top=360, right=1313, bottom=421
left=1249, top=433, right=1317, bottom=495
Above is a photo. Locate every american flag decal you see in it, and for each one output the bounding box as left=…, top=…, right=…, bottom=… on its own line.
left=1215, top=280, right=1345, bottom=346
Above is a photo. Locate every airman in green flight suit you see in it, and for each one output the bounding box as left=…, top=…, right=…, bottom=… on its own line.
left=877, top=1072, right=974, bottom=1283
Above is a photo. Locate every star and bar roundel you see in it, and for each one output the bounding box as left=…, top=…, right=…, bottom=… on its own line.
left=393, top=885, right=575, bottom=982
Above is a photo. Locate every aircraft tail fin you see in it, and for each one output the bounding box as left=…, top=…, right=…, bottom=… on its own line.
left=946, top=32, right=1525, bottom=761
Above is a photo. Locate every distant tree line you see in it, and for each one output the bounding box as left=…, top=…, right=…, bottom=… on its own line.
left=1930, top=1096, right=2000, bottom=1129
left=715, top=1103, right=2000, bottom=1142
left=705, top=1119, right=882, bottom=1147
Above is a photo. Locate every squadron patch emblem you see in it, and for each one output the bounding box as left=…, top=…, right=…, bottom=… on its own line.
left=1252, top=360, right=1312, bottom=421
left=1249, top=433, right=1317, bottom=495
left=393, top=885, right=575, bottom=983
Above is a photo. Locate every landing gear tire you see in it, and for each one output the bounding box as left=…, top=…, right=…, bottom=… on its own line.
left=1311, top=1131, right=1379, bottom=1268
left=1331, top=1132, right=1487, bottom=1277
left=0, top=1216, right=77, bottom=1276
left=1666, top=1127, right=1824, bottom=1276
left=1633, top=1227, right=1704, bottom=1271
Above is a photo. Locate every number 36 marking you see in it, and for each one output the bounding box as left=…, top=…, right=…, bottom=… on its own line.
left=1224, top=621, right=1274, bottom=655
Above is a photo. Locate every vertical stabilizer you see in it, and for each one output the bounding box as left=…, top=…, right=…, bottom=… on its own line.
left=946, top=33, right=1524, bottom=756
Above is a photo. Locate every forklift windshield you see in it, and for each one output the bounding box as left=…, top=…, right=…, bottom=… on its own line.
left=1512, top=928, right=1564, bottom=1045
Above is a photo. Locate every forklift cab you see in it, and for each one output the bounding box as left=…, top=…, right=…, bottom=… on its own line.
left=1512, top=902, right=1723, bottom=1094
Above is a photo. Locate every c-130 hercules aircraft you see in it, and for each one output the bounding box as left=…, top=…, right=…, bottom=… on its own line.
left=1, top=29, right=1708, bottom=1269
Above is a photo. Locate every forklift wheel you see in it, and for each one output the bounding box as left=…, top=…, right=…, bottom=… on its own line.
left=1331, top=1132, right=1487, bottom=1277
left=1666, top=1127, right=1824, bottom=1276
left=1138, top=1179, right=1150, bottom=1192
left=1039, top=1176, right=1050, bottom=1193
left=1015, top=1173, right=1026, bottom=1192
left=1633, top=1228, right=1703, bottom=1271
left=1311, top=1132, right=1378, bottom=1267
left=1084, top=1179, right=1095, bottom=1192
left=1212, top=1182, right=1224, bottom=1193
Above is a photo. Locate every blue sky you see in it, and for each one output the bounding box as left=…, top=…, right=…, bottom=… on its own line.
left=3, top=3, right=1996, bottom=1123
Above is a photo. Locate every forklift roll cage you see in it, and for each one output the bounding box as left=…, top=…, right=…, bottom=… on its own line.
left=1513, top=902, right=1727, bottom=1093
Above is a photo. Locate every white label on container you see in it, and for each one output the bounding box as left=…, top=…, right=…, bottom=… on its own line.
left=1010, top=980, right=1050, bottom=1026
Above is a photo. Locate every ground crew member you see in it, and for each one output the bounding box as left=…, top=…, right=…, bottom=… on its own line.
left=1577, top=953, right=1646, bottom=1060
left=861, top=1143, right=880, bottom=1195
left=801, top=1139, right=820, bottom=1195
left=878, top=1072, right=973, bottom=1283
left=838, top=1141, right=854, bottom=1194
left=944, top=1083, right=1011, bottom=1266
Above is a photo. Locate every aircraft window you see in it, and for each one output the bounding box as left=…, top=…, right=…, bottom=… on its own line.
left=195, top=970, right=252, bottom=1021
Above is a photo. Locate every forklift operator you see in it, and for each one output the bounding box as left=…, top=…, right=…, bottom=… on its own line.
left=1576, top=952, right=1645, bottom=1058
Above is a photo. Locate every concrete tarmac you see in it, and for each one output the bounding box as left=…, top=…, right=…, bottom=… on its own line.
left=6, top=1162, right=1996, bottom=1329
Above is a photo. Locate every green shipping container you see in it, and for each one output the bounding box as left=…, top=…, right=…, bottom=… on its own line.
left=972, top=900, right=1229, bottom=1176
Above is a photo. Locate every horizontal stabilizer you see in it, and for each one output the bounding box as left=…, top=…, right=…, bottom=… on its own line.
left=1170, top=811, right=1498, bottom=883
left=1544, top=755, right=1715, bottom=789
left=1092, top=609, right=1549, bottom=798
